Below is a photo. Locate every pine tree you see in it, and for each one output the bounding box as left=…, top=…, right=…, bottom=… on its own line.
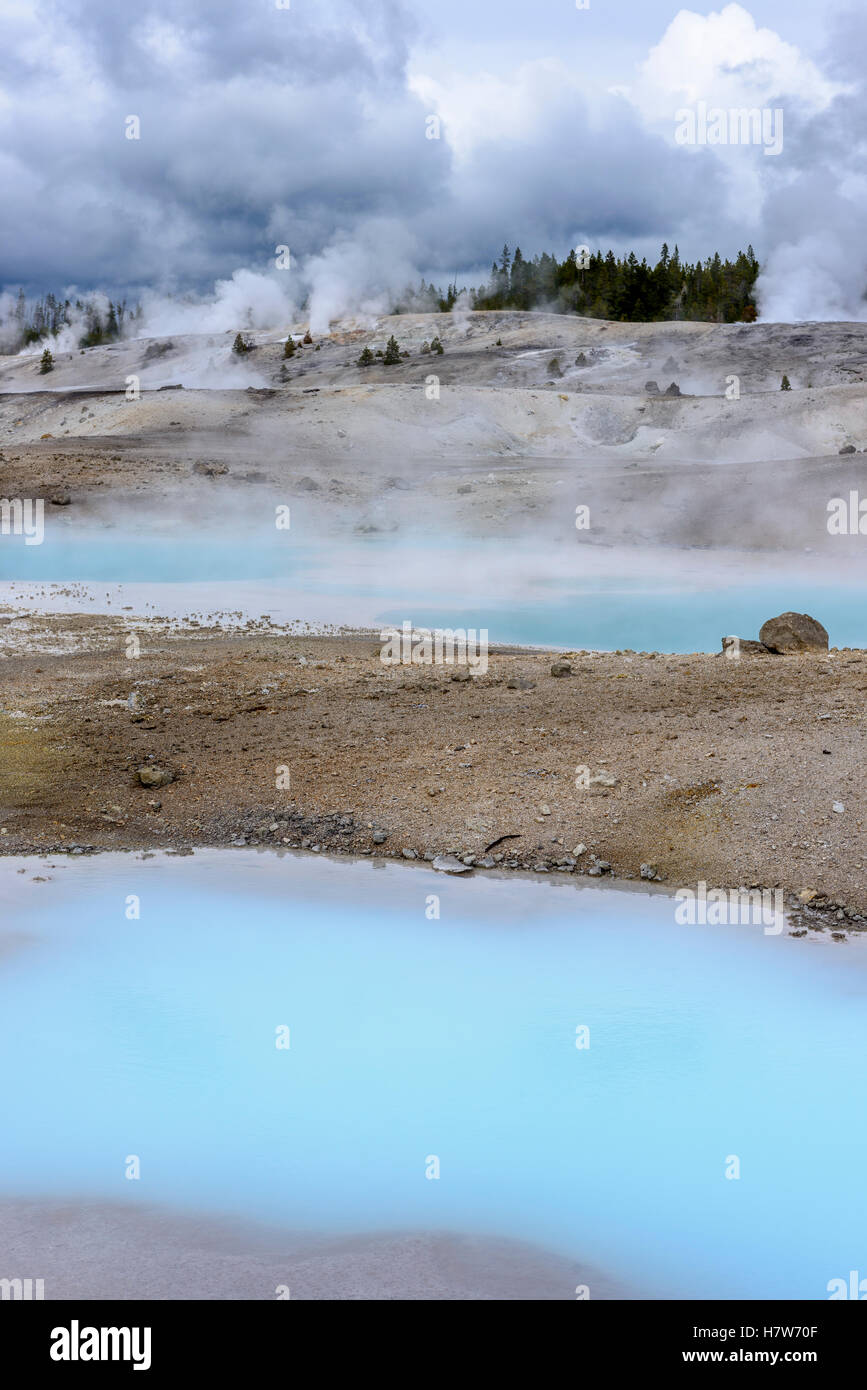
left=39, top=347, right=54, bottom=373
left=283, top=337, right=296, bottom=358
left=781, top=374, right=791, bottom=390
left=233, top=332, right=251, bottom=355
left=357, top=346, right=375, bottom=367
left=383, top=335, right=401, bottom=365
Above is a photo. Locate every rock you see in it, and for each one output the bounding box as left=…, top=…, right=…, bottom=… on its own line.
left=538, top=804, right=552, bottom=816
left=720, top=636, right=770, bottom=656
left=372, top=829, right=388, bottom=844
left=759, top=612, right=829, bottom=653
left=137, top=765, right=174, bottom=788
left=644, top=380, right=660, bottom=394
left=572, top=843, right=587, bottom=856
left=456, top=484, right=474, bottom=494
left=798, top=888, right=817, bottom=903
left=401, top=848, right=418, bottom=859
left=664, top=381, right=681, bottom=396
left=640, top=863, right=658, bottom=880
left=143, top=340, right=175, bottom=361
left=588, top=858, right=612, bottom=877
left=478, top=856, right=496, bottom=869
left=450, top=668, right=471, bottom=682
left=550, top=659, right=572, bottom=677
left=296, top=476, right=320, bottom=491
left=506, top=676, right=536, bottom=691
left=192, top=460, right=228, bottom=477
left=833, top=802, right=845, bottom=814
left=49, top=492, right=71, bottom=506
left=588, top=771, right=618, bottom=791
left=839, top=444, right=856, bottom=454
left=432, top=854, right=472, bottom=874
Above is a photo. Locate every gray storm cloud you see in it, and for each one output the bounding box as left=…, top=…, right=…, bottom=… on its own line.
left=0, top=0, right=865, bottom=325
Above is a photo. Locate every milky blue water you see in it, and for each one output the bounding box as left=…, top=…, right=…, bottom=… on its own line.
left=1, top=850, right=865, bottom=1300
left=2, top=528, right=864, bottom=651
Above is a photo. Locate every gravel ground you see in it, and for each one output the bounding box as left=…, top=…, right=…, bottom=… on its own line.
left=1, top=613, right=864, bottom=933
left=0, top=1200, right=625, bottom=1300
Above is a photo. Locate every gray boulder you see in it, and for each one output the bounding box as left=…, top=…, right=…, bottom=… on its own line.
left=759, top=612, right=829, bottom=653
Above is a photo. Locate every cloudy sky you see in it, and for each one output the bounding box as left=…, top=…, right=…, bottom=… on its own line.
left=1, top=0, right=865, bottom=319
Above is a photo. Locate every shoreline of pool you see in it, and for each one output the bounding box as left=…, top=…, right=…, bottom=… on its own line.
left=0, top=1198, right=635, bottom=1301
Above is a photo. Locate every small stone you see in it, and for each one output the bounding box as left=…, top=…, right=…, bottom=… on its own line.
left=539, top=804, right=552, bottom=816
left=372, top=829, right=388, bottom=844
left=432, top=854, right=472, bottom=874
left=401, top=848, right=417, bottom=859
left=640, top=863, right=658, bottom=880
left=833, top=801, right=845, bottom=814
left=839, top=444, right=856, bottom=455
left=572, top=843, right=587, bottom=856
left=550, top=659, right=572, bottom=677
left=137, top=765, right=174, bottom=788
left=478, top=856, right=496, bottom=869
left=798, top=888, right=817, bottom=902
left=192, top=460, right=229, bottom=477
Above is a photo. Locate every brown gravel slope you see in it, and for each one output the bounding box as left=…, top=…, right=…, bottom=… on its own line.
left=1, top=614, right=864, bottom=926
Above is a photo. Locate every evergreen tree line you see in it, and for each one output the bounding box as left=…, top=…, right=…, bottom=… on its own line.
left=394, top=243, right=760, bottom=324
left=3, top=288, right=142, bottom=351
